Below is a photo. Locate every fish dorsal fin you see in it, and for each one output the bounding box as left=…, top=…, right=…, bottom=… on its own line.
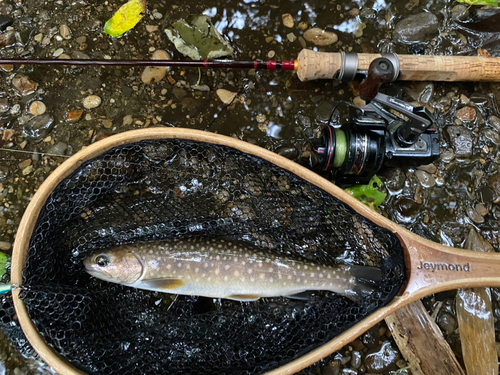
left=142, top=278, right=185, bottom=290
left=226, top=294, right=260, bottom=302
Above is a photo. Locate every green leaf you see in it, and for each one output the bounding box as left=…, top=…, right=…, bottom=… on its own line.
left=104, top=0, right=146, bottom=38
left=165, top=15, right=234, bottom=60
left=456, top=0, right=498, bottom=6
left=0, top=252, right=10, bottom=281
left=344, top=175, right=387, bottom=210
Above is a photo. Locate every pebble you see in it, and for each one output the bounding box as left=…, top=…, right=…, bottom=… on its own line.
left=34, top=33, right=43, bottom=43
left=66, top=110, right=83, bottom=123
left=11, top=74, right=38, bottom=96
left=417, top=163, right=437, bottom=174
left=22, top=165, right=33, bottom=175
left=480, top=187, right=496, bottom=203
left=49, top=142, right=68, bottom=155
left=0, top=98, right=9, bottom=113
left=152, top=11, right=163, bottom=19
left=286, top=32, right=297, bottom=42
left=192, top=85, right=210, bottom=92
left=217, top=89, right=238, bottom=105
left=83, top=95, right=102, bottom=109
left=396, top=197, right=420, bottom=217
left=282, top=13, right=294, bottom=28
left=350, top=350, right=362, bottom=369
left=456, top=106, right=476, bottom=122
left=0, top=241, right=11, bottom=251
left=53, top=48, right=64, bottom=57
left=102, top=119, right=113, bottom=129
left=122, top=115, right=133, bottom=126
left=141, top=49, right=171, bottom=84
left=276, top=146, right=298, bottom=159
left=0, top=30, right=16, bottom=50
left=488, top=173, right=500, bottom=196
left=267, top=50, right=275, bottom=58
left=23, top=114, right=55, bottom=143
left=392, top=12, right=438, bottom=44
left=29, top=101, right=46, bottom=116
left=466, top=206, right=484, bottom=224
left=441, top=148, right=454, bottom=163
left=475, top=203, right=488, bottom=217
left=76, top=36, right=87, bottom=44
left=415, top=170, right=436, bottom=188
left=298, top=22, right=308, bottom=31
left=488, top=115, right=500, bottom=132
left=60, top=24, right=71, bottom=39
left=483, top=129, right=500, bottom=145
left=0, top=166, right=9, bottom=183
left=10, top=104, right=20, bottom=114
left=437, top=311, right=457, bottom=336
left=18, top=159, right=31, bottom=169
left=364, top=341, right=400, bottom=372
left=146, top=25, right=159, bottom=33
left=303, top=27, right=338, bottom=46
left=445, top=125, right=473, bottom=158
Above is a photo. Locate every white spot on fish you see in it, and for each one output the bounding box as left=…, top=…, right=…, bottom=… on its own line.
left=242, top=261, right=246, bottom=266
left=166, top=264, right=172, bottom=270
left=186, top=264, right=191, bottom=270
left=224, top=265, right=230, bottom=270
left=224, top=276, right=228, bottom=281
left=259, top=274, right=265, bottom=279
left=148, top=260, right=159, bottom=270
left=248, top=269, right=253, bottom=274
left=319, top=274, right=323, bottom=278
left=216, top=255, right=220, bottom=260
left=195, top=267, right=199, bottom=272
left=304, top=265, right=308, bottom=270
left=287, top=275, right=292, bottom=280
left=204, top=263, right=209, bottom=268
left=215, top=269, right=220, bottom=275
left=234, top=270, right=239, bottom=276
left=178, top=263, right=182, bottom=268
left=269, top=278, right=274, bottom=283
left=310, top=273, right=315, bottom=277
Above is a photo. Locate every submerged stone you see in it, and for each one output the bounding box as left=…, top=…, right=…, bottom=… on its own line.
left=393, top=12, right=439, bottom=44
left=23, top=114, right=55, bottom=143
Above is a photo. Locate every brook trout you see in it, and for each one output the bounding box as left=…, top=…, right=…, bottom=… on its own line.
left=84, top=238, right=381, bottom=301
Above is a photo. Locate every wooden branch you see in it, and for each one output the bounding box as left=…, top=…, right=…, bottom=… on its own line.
left=385, top=300, right=465, bottom=375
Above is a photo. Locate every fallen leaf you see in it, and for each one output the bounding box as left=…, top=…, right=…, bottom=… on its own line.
left=165, top=15, right=233, bottom=60
left=104, top=0, right=146, bottom=38
left=456, top=13, right=500, bottom=32
left=456, top=0, right=498, bottom=5
left=344, top=175, right=387, bottom=210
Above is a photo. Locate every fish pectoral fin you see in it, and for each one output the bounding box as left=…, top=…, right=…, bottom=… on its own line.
left=285, top=291, right=314, bottom=300
left=142, top=278, right=185, bottom=290
left=226, top=294, right=261, bottom=302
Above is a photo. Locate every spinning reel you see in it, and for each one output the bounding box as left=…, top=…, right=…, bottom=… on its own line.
left=311, top=58, right=440, bottom=184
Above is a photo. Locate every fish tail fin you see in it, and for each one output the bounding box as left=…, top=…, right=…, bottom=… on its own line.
left=346, top=265, right=382, bottom=302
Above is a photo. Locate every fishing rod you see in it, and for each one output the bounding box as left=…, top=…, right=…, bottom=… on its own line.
left=2, top=49, right=500, bottom=82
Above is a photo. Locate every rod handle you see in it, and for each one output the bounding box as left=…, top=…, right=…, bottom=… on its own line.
left=297, top=49, right=500, bottom=82
left=359, top=58, right=394, bottom=101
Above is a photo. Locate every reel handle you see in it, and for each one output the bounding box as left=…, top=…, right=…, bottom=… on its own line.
left=296, top=49, right=500, bottom=82
left=359, top=58, right=394, bottom=101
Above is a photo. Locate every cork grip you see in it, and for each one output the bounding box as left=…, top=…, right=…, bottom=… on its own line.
left=297, top=49, right=500, bottom=82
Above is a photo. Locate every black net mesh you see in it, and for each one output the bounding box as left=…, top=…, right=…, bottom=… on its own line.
left=13, top=139, right=404, bottom=374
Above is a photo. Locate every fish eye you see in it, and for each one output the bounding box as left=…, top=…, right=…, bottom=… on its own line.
left=95, top=254, right=110, bottom=267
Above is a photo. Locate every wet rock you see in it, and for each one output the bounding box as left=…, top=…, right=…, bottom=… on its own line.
left=364, top=341, right=400, bottom=372
left=405, top=82, right=434, bottom=104
left=83, top=95, right=101, bottom=109
left=216, top=89, right=237, bottom=104
left=437, top=311, right=457, bottom=336
left=122, top=115, right=133, bottom=126
left=441, top=148, right=454, bottom=163
left=66, top=109, right=83, bottom=123
left=286, top=32, right=297, bottom=42
left=480, top=187, right=496, bottom=203
left=393, top=12, right=439, bottom=44
left=444, top=125, right=473, bottom=158
left=415, top=170, right=436, bottom=188
left=417, top=163, right=437, bottom=174
left=49, top=142, right=68, bottom=155
left=487, top=115, right=500, bottom=132
left=321, top=361, right=340, bottom=375
left=11, top=74, right=38, bottom=96
left=303, top=28, right=338, bottom=46
left=0, top=15, right=13, bottom=32
left=475, top=203, right=488, bottom=217
left=488, top=174, right=500, bottom=196
left=282, top=13, right=294, bottom=28
left=53, top=48, right=64, bottom=57
left=452, top=4, right=469, bottom=21
left=0, top=166, right=9, bottom=183
left=0, top=97, right=8, bottom=113
left=60, top=24, right=71, bottom=39
left=382, top=167, right=406, bottom=191
left=466, top=206, right=484, bottom=224
left=23, top=114, right=55, bottom=143
left=483, top=129, right=500, bottom=145
left=395, top=197, right=419, bottom=217
left=173, top=88, right=187, bottom=100
left=314, top=101, right=335, bottom=123
left=0, top=241, right=11, bottom=251
left=29, top=101, right=46, bottom=116
left=276, top=146, right=298, bottom=159
left=456, top=106, right=476, bottom=122
left=141, top=49, right=171, bottom=84
left=351, top=350, right=362, bottom=369
left=0, top=30, right=16, bottom=49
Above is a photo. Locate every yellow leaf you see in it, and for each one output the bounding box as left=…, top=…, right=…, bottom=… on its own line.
left=104, top=0, right=146, bottom=37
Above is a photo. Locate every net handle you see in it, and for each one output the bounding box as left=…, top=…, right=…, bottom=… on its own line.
left=11, top=128, right=500, bottom=375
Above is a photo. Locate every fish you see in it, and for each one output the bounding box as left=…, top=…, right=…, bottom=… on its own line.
left=84, top=238, right=381, bottom=302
